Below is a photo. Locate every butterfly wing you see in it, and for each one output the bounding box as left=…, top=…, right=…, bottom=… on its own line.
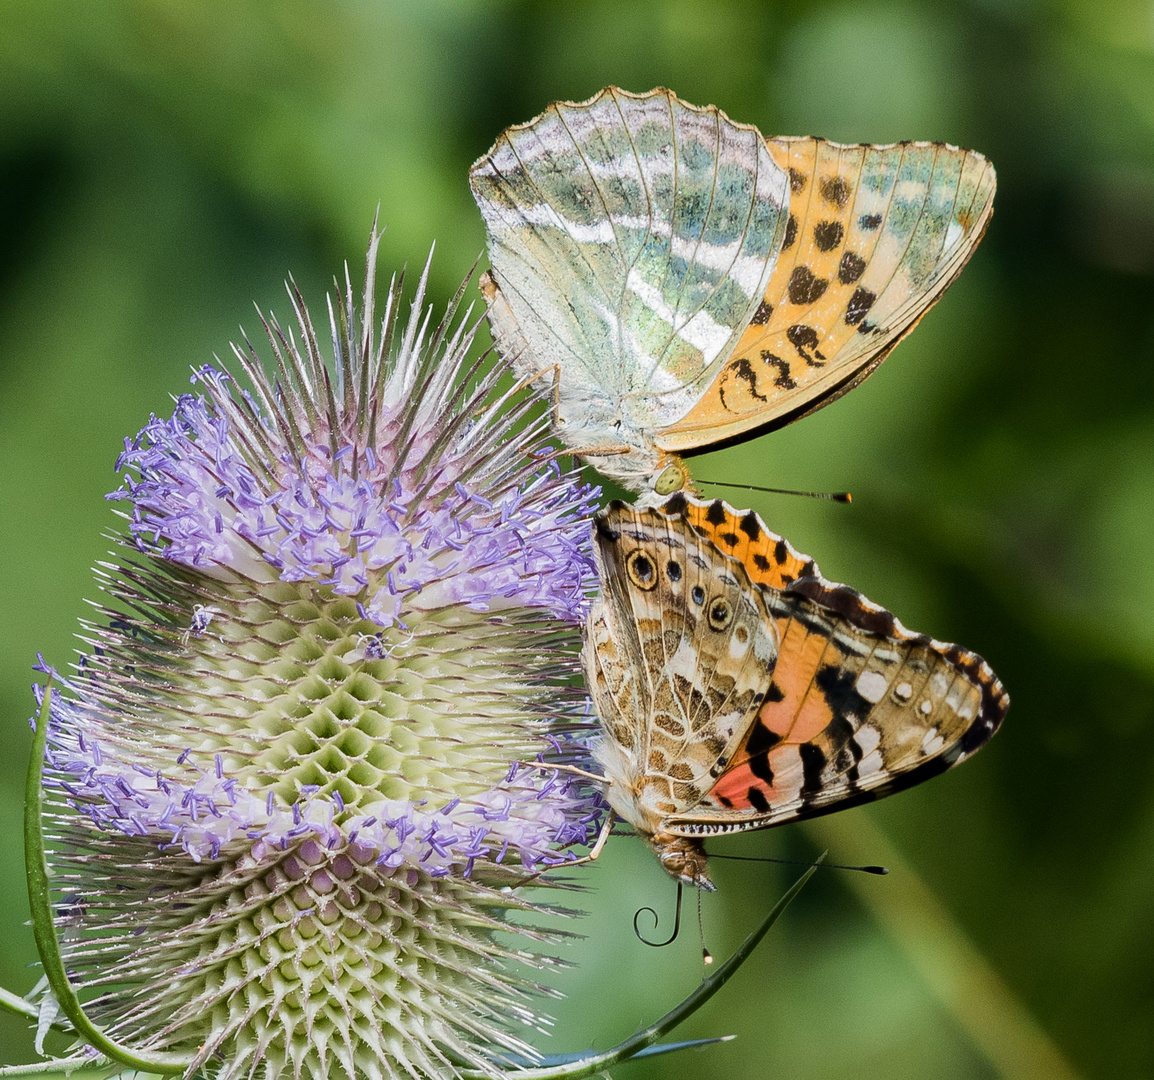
left=658, top=138, right=996, bottom=450
left=469, top=87, right=790, bottom=479
left=647, top=514, right=1009, bottom=836
left=660, top=490, right=822, bottom=588
left=587, top=503, right=780, bottom=833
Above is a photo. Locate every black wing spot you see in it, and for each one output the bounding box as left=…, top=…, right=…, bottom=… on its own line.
left=760, top=351, right=796, bottom=389
left=746, top=720, right=781, bottom=756
left=720, top=357, right=767, bottom=408
left=774, top=539, right=788, bottom=563
left=789, top=168, right=808, bottom=193
left=663, top=491, right=689, bottom=518
left=838, top=251, right=867, bottom=284
left=745, top=717, right=780, bottom=784
left=753, top=553, right=771, bottom=570
left=814, top=220, right=844, bottom=251
left=750, top=300, right=774, bottom=325
left=820, top=175, right=851, bottom=208
left=706, top=500, right=727, bottom=526
left=747, top=785, right=771, bottom=812
left=799, top=743, right=827, bottom=795
left=740, top=512, right=761, bottom=541
left=786, top=325, right=826, bottom=365
left=719, top=531, right=740, bottom=548
left=845, top=287, right=877, bottom=326
left=765, top=681, right=786, bottom=703
left=691, top=585, right=706, bottom=605
left=859, top=213, right=882, bottom=230
left=788, top=266, right=830, bottom=305
left=815, top=663, right=875, bottom=717
left=666, top=560, right=682, bottom=581
left=783, top=214, right=798, bottom=250
left=596, top=519, right=621, bottom=542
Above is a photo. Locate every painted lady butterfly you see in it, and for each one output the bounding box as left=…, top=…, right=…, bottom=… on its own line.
left=470, top=86, right=995, bottom=495
left=585, top=495, right=1008, bottom=888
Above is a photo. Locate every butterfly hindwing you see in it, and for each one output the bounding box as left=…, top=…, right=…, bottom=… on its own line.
left=660, top=138, right=996, bottom=450
left=589, top=504, right=779, bottom=827
left=470, top=87, right=790, bottom=481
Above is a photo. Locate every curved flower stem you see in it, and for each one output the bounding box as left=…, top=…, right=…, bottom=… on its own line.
left=461, top=859, right=820, bottom=1080
left=25, top=682, right=194, bottom=1075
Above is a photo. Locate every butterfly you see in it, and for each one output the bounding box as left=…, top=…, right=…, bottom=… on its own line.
left=584, top=494, right=1008, bottom=888
left=470, top=86, right=996, bottom=496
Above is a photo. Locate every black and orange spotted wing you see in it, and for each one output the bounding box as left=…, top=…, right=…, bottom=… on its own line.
left=659, top=139, right=996, bottom=453
left=641, top=495, right=1008, bottom=836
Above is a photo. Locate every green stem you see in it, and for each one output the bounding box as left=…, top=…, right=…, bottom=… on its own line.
left=461, top=859, right=820, bottom=1080
left=24, top=682, right=194, bottom=1075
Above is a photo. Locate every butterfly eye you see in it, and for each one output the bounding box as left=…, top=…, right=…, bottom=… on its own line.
left=654, top=462, right=686, bottom=496
left=666, top=561, right=682, bottom=582
left=708, top=597, right=733, bottom=630
left=626, top=550, right=658, bottom=590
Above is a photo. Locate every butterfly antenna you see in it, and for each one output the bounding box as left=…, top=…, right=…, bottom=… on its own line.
left=633, top=880, right=684, bottom=947
left=708, top=853, right=888, bottom=875
left=696, top=887, right=713, bottom=966
left=698, top=479, right=852, bottom=503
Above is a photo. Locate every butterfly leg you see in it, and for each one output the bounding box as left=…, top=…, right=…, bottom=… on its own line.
left=503, top=362, right=562, bottom=414
left=523, top=761, right=608, bottom=784
left=588, top=810, right=614, bottom=860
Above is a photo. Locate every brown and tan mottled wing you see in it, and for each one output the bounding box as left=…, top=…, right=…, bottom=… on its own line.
left=657, top=138, right=996, bottom=451
left=665, top=575, right=1009, bottom=837
left=587, top=503, right=779, bottom=832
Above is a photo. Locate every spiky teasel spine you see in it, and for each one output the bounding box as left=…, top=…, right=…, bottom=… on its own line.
left=36, top=229, right=604, bottom=1080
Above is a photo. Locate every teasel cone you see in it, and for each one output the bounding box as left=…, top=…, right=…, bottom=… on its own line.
left=34, top=227, right=605, bottom=1080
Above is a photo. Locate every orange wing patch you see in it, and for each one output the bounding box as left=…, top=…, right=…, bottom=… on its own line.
left=657, top=492, right=818, bottom=590
left=658, top=139, right=995, bottom=451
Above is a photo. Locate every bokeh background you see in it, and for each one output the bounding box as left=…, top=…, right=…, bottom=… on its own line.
left=1, top=1, right=1152, bottom=1077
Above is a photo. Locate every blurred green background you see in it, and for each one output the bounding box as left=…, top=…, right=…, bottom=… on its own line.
left=1, top=1, right=1152, bottom=1076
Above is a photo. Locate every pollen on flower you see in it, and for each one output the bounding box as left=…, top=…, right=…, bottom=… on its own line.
left=34, top=230, right=606, bottom=1080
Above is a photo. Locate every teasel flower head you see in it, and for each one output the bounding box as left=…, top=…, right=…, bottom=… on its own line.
left=32, top=228, right=605, bottom=1080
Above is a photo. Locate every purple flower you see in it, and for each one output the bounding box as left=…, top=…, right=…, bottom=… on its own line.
left=32, top=231, right=606, bottom=1080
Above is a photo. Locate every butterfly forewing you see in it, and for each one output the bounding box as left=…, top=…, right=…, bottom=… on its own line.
left=658, top=139, right=996, bottom=450
left=663, top=490, right=821, bottom=589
